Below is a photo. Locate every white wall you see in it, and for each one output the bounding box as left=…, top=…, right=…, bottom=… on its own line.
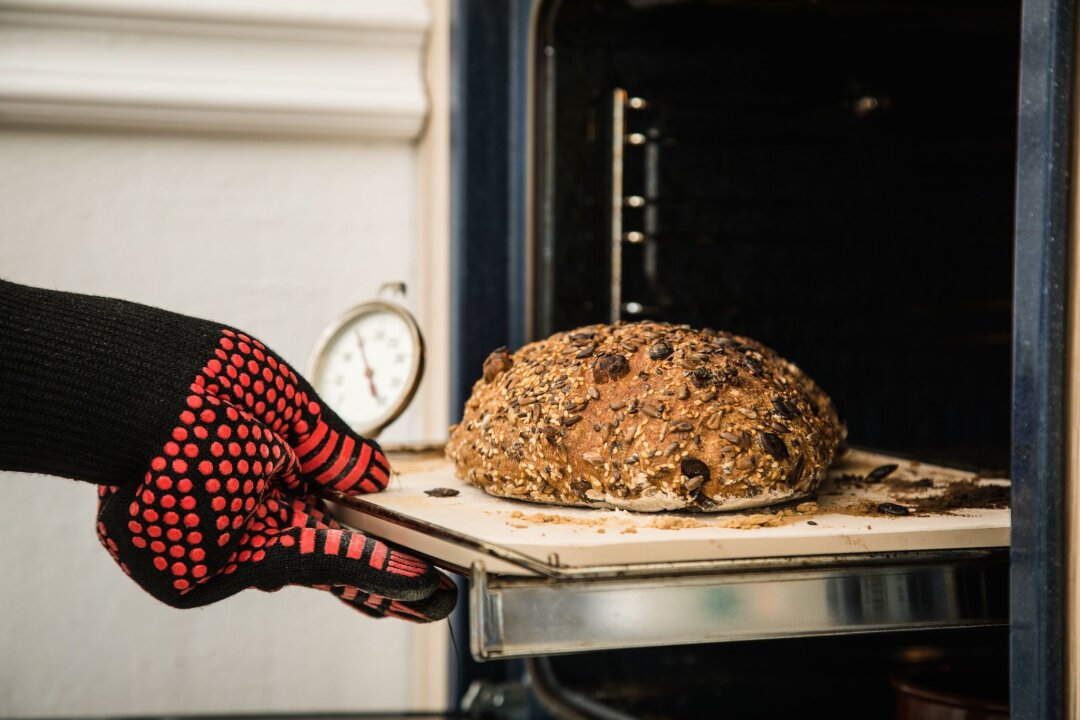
left=0, top=1, right=452, bottom=716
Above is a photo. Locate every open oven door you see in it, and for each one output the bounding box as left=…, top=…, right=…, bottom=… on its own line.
left=1012, top=0, right=1076, bottom=717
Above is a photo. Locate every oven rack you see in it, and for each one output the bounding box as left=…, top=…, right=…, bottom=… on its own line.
left=464, top=548, right=1008, bottom=660
left=327, top=481, right=1009, bottom=661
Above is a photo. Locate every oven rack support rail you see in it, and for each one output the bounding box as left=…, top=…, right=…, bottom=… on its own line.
left=467, top=550, right=1008, bottom=660
left=328, top=487, right=1007, bottom=661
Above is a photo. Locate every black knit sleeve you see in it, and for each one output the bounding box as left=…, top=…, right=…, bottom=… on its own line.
left=0, top=279, right=456, bottom=620
left=0, top=278, right=222, bottom=485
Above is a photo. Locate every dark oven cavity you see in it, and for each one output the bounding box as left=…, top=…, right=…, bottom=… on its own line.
left=533, top=0, right=1019, bottom=470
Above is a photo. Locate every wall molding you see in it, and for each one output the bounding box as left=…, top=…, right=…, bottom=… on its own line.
left=0, top=0, right=431, bottom=138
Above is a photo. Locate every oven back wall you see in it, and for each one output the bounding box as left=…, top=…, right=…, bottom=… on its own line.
left=0, top=1, right=451, bottom=716
left=536, top=0, right=1019, bottom=471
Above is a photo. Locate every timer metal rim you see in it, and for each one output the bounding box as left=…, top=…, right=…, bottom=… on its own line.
left=306, top=300, right=426, bottom=439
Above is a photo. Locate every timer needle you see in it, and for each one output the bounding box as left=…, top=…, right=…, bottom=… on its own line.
left=354, top=332, right=380, bottom=400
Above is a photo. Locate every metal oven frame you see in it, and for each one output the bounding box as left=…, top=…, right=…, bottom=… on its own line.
left=449, top=0, right=1076, bottom=716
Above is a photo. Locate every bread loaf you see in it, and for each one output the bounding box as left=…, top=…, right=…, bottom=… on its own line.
left=446, top=322, right=842, bottom=511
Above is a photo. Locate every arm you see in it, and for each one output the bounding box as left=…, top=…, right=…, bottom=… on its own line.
left=0, top=279, right=455, bottom=621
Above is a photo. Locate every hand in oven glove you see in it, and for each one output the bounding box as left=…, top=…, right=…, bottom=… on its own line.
left=0, top=279, right=456, bottom=622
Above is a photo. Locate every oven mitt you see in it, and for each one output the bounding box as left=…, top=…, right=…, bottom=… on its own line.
left=0, top=279, right=457, bottom=622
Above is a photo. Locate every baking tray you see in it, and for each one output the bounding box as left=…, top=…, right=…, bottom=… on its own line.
left=328, top=449, right=1010, bottom=659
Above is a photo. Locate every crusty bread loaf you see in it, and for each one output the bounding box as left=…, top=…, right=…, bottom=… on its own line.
left=446, top=322, right=842, bottom=511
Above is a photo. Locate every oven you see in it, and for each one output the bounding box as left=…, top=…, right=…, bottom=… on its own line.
left=447, top=0, right=1075, bottom=716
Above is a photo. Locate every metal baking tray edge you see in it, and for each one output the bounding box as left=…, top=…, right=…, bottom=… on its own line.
left=327, top=490, right=1008, bottom=660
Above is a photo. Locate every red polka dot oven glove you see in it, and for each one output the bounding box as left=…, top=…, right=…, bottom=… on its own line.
left=0, top=280, right=457, bottom=622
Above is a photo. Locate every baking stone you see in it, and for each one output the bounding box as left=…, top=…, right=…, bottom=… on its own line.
left=329, top=449, right=1009, bottom=576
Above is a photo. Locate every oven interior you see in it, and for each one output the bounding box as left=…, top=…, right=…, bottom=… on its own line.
left=526, top=0, right=1019, bottom=715
left=547, top=628, right=1009, bottom=719
left=534, top=0, right=1019, bottom=473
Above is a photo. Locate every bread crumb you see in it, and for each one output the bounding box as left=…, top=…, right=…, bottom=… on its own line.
left=796, top=501, right=819, bottom=513
left=726, top=513, right=779, bottom=528
left=621, top=527, right=638, bottom=534
left=646, top=512, right=793, bottom=531
left=508, top=510, right=609, bottom=528
left=650, top=516, right=711, bottom=530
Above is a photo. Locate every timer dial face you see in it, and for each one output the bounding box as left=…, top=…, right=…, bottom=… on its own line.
left=309, top=302, right=424, bottom=437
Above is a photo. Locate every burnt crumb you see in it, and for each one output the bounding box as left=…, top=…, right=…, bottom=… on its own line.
left=648, top=340, right=673, bottom=360
left=914, top=478, right=934, bottom=488
left=911, top=481, right=1010, bottom=514
left=482, top=348, right=513, bottom=383
left=593, top=354, right=630, bottom=384
left=424, top=487, right=460, bottom=498
left=807, top=520, right=818, bottom=526
left=866, top=464, right=899, bottom=483
left=877, top=502, right=911, bottom=516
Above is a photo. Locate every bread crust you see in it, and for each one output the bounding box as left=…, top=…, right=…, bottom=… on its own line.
left=446, top=322, right=841, bottom=512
